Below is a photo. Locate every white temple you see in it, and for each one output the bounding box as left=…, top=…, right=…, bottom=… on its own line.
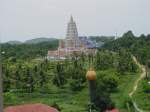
left=47, top=16, right=97, bottom=59
left=66, top=16, right=79, bottom=49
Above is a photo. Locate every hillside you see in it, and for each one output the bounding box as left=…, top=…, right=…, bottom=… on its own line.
left=2, top=31, right=150, bottom=112
left=25, top=37, right=57, bottom=44
left=103, top=31, right=150, bottom=111
left=6, top=41, right=22, bottom=45
left=4, top=38, right=57, bottom=45
left=103, top=31, right=150, bottom=66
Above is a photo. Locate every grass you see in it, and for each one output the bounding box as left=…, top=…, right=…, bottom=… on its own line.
left=4, top=87, right=89, bottom=112
left=4, top=69, right=142, bottom=112
left=111, top=72, right=141, bottom=112
left=132, top=78, right=150, bottom=111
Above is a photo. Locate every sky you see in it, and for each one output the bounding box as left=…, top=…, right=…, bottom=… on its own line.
left=0, top=0, right=150, bottom=42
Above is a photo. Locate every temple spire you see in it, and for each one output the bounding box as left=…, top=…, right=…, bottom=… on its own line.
left=66, top=15, right=79, bottom=49
left=70, top=15, right=74, bottom=22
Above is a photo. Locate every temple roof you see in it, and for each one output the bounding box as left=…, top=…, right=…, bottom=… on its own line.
left=4, top=103, right=59, bottom=112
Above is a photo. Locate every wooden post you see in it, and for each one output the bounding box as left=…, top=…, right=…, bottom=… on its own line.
left=88, top=80, right=96, bottom=103
left=0, top=45, right=3, bottom=112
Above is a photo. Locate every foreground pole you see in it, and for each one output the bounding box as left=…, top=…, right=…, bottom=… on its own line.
left=0, top=43, right=3, bottom=112
left=86, top=68, right=96, bottom=103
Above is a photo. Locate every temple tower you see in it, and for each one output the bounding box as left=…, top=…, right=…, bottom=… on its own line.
left=65, top=16, right=79, bottom=49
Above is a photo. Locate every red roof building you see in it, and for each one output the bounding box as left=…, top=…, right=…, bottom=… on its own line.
left=105, top=109, right=119, bottom=112
left=4, top=103, right=59, bottom=112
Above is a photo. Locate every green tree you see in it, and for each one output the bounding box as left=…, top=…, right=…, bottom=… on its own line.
left=26, top=68, right=34, bottom=93
left=53, top=63, right=66, bottom=87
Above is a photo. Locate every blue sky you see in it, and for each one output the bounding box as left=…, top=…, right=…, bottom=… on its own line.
left=0, top=0, right=150, bottom=42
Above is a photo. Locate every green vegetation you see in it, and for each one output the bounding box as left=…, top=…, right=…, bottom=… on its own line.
left=103, top=31, right=150, bottom=66
left=133, top=77, right=150, bottom=110
left=1, top=40, right=58, bottom=60
left=111, top=72, right=140, bottom=111
left=103, top=31, right=150, bottom=111
left=2, top=31, right=150, bottom=111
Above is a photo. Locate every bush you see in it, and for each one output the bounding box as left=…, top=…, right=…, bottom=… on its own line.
left=86, top=103, right=99, bottom=112
left=69, top=79, right=84, bottom=91
left=4, top=92, right=17, bottom=103
left=51, top=102, right=61, bottom=111
left=96, top=72, right=118, bottom=93
left=143, top=81, right=150, bottom=93
left=38, top=83, right=52, bottom=93
left=123, top=96, right=133, bottom=108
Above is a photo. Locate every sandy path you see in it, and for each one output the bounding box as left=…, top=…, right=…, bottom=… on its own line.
left=129, top=56, right=146, bottom=112
left=129, top=56, right=146, bottom=97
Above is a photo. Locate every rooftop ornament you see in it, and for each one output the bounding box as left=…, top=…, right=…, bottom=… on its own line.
left=86, top=68, right=96, bottom=81
left=86, top=68, right=97, bottom=106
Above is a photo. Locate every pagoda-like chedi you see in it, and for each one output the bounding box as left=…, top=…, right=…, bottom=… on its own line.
left=66, top=16, right=79, bottom=49
left=47, top=16, right=97, bottom=59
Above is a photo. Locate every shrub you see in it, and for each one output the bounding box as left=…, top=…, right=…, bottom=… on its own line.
left=4, top=92, right=17, bottom=103
left=143, top=81, right=150, bottom=93
left=51, top=102, right=61, bottom=111
left=69, top=79, right=83, bottom=91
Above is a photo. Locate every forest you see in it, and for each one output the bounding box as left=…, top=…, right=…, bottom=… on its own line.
left=1, top=40, right=58, bottom=60
left=103, top=31, right=150, bottom=66
left=1, top=31, right=150, bottom=112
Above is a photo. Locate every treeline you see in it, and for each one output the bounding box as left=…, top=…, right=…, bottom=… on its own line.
left=103, top=31, right=150, bottom=66
left=1, top=40, right=58, bottom=60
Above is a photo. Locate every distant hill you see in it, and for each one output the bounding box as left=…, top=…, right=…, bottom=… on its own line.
left=25, top=37, right=57, bottom=44
left=88, top=36, right=114, bottom=48
left=2, top=40, right=59, bottom=59
left=6, top=41, right=22, bottom=45
left=5, top=36, right=114, bottom=45
left=89, top=36, right=115, bottom=43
